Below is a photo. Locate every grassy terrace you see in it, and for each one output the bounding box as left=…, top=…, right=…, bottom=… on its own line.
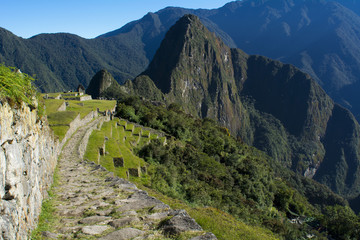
left=45, top=92, right=62, bottom=98
left=44, top=99, right=65, bottom=113
left=83, top=117, right=278, bottom=240
left=61, top=93, right=90, bottom=99
left=43, top=93, right=116, bottom=141
left=133, top=127, right=142, bottom=135
left=125, top=123, right=134, bottom=132
left=142, top=129, right=150, bottom=137
left=84, top=119, right=150, bottom=180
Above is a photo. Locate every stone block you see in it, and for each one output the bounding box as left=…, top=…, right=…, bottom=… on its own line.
left=190, top=233, right=218, bottom=240
left=99, top=228, right=144, bottom=240
left=161, top=210, right=203, bottom=236
left=128, top=168, right=140, bottom=177
left=57, top=102, right=67, bottom=111
left=113, top=157, right=124, bottom=168
left=82, top=225, right=109, bottom=235
left=79, top=95, right=92, bottom=101
left=99, top=147, right=105, bottom=156
left=108, top=217, right=139, bottom=228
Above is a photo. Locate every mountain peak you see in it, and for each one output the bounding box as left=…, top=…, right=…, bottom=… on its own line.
left=85, top=69, right=120, bottom=99
left=174, top=14, right=208, bottom=36
left=139, top=13, right=247, bottom=133
left=143, top=14, right=228, bottom=94
left=178, top=13, right=201, bottom=24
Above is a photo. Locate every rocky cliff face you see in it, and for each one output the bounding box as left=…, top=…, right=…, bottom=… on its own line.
left=315, top=104, right=360, bottom=197
left=129, top=14, right=360, bottom=202
left=141, top=15, right=249, bottom=136
left=0, top=102, right=58, bottom=239
left=86, top=69, right=121, bottom=99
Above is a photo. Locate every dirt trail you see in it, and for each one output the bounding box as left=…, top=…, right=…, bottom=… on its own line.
left=42, top=117, right=216, bottom=239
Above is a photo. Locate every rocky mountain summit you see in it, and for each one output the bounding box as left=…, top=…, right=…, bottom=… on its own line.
left=86, top=70, right=122, bottom=99
left=125, top=14, right=360, bottom=207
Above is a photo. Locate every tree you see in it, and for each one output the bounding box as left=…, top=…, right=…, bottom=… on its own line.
left=322, top=205, right=360, bottom=240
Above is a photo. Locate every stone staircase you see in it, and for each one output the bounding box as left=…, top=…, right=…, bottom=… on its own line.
left=41, top=117, right=216, bottom=239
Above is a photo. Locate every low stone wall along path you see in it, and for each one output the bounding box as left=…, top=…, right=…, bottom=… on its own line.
left=43, top=117, right=216, bottom=239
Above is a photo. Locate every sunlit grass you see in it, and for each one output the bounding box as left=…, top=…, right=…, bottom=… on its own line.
left=125, top=123, right=134, bottom=132
left=138, top=136, right=150, bottom=147
left=44, top=99, right=65, bottom=115
left=84, top=119, right=147, bottom=180
left=140, top=186, right=279, bottom=240
left=44, top=98, right=116, bottom=120
left=150, top=133, right=158, bottom=140
left=47, top=111, right=78, bottom=125
left=66, top=100, right=116, bottom=118
left=50, top=126, right=70, bottom=142
left=133, top=127, right=142, bottom=135
left=0, top=64, right=36, bottom=106
left=30, top=168, right=60, bottom=239
left=142, top=130, right=150, bottom=137
left=43, top=97, right=116, bottom=140
left=101, top=121, right=113, bottom=138
left=119, top=119, right=127, bottom=126
left=84, top=130, right=105, bottom=164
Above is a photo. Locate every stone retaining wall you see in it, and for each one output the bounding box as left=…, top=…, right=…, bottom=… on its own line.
left=78, top=118, right=105, bottom=160
left=0, top=102, right=59, bottom=240
left=57, top=102, right=67, bottom=111
left=59, top=111, right=98, bottom=151
left=0, top=99, right=125, bottom=239
left=0, top=102, right=110, bottom=239
left=118, top=118, right=168, bottom=138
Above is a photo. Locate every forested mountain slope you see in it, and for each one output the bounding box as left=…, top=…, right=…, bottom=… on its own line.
left=123, top=14, right=360, bottom=209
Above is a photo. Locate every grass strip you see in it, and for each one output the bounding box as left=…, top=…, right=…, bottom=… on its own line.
left=30, top=169, right=60, bottom=239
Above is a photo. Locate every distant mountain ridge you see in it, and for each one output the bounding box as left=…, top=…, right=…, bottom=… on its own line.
left=0, top=27, right=147, bottom=92
left=123, top=14, right=360, bottom=208
left=2, top=0, right=360, bottom=120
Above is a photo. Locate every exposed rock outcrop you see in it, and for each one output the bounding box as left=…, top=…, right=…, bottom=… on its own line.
left=0, top=99, right=112, bottom=239
left=86, top=70, right=122, bottom=99
left=0, top=102, right=58, bottom=239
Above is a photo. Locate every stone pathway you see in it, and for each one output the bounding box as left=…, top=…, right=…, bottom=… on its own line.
left=43, top=117, right=216, bottom=239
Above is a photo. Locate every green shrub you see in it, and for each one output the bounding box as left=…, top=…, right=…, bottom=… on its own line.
left=0, top=64, right=36, bottom=106
left=321, top=205, right=360, bottom=239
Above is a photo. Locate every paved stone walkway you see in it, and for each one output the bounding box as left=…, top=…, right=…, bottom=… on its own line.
left=43, top=118, right=216, bottom=239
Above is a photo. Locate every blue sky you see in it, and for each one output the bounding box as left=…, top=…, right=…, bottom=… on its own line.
left=1, top=0, right=233, bottom=39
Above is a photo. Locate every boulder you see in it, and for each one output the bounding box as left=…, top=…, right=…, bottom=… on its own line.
left=99, top=227, right=144, bottom=240
left=160, top=210, right=202, bottom=236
